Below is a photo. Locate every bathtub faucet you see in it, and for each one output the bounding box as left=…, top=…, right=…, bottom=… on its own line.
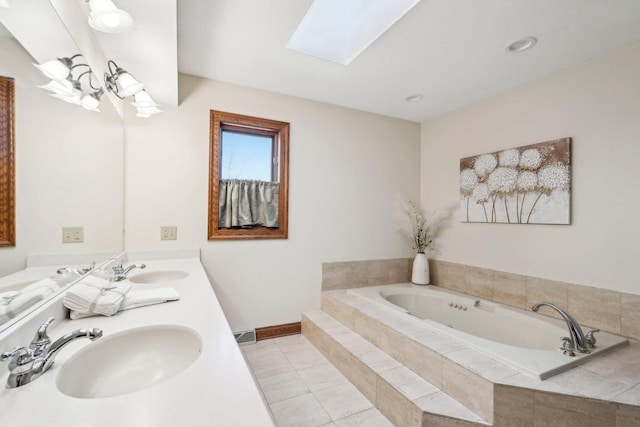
left=531, top=302, right=598, bottom=355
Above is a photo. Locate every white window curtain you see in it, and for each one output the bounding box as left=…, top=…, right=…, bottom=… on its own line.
left=218, top=179, right=279, bottom=228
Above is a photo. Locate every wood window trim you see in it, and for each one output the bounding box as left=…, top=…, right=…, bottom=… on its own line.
left=0, top=76, right=16, bottom=247
left=208, top=110, right=289, bottom=240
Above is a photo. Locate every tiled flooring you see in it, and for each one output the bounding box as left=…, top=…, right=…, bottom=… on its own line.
left=241, top=335, right=394, bottom=427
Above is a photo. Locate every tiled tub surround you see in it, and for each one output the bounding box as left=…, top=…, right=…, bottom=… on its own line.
left=350, top=284, right=628, bottom=380
left=302, top=289, right=640, bottom=426
left=322, top=258, right=640, bottom=341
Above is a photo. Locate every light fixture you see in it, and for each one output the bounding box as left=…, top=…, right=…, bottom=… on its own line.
left=34, top=55, right=159, bottom=117
left=0, top=0, right=10, bottom=9
left=505, top=36, right=537, bottom=53
left=131, top=90, right=163, bottom=117
left=287, top=0, right=421, bottom=65
left=87, top=0, right=134, bottom=33
left=33, top=56, right=76, bottom=81
left=104, top=60, right=144, bottom=97
left=406, top=94, right=423, bottom=102
left=34, top=55, right=103, bottom=112
left=103, top=61, right=161, bottom=117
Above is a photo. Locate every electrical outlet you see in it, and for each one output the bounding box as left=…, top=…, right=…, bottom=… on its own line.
left=160, top=226, right=177, bottom=240
left=62, top=227, right=84, bottom=243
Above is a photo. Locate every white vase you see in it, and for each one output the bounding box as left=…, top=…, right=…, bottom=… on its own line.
left=412, top=253, right=430, bottom=285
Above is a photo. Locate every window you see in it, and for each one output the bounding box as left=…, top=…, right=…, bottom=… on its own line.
left=0, top=76, right=15, bottom=247
left=208, top=110, right=289, bottom=240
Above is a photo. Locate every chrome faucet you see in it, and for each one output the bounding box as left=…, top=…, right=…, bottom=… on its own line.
left=0, top=317, right=102, bottom=388
left=532, top=302, right=599, bottom=356
left=56, top=261, right=96, bottom=276
left=112, top=262, right=146, bottom=281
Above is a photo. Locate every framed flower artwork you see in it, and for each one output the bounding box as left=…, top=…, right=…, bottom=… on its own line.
left=460, top=138, right=571, bottom=224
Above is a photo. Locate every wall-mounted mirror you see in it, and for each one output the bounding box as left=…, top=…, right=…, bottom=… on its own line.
left=0, top=10, right=124, bottom=333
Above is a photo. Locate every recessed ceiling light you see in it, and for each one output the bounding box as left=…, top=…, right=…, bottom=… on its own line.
left=505, top=36, right=537, bottom=53
left=287, top=0, right=422, bottom=65
left=406, top=94, right=423, bottom=102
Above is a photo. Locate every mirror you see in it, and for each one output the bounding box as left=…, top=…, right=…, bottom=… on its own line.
left=0, top=14, right=124, bottom=332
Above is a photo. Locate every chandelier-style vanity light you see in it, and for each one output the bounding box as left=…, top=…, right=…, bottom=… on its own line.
left=104, top=60, right=162, bottom=117
left=87, top=0, right=134, bottom=33
left=33, top=56, right=161, bottom=117
left=34, top=55, right=103, bottom=112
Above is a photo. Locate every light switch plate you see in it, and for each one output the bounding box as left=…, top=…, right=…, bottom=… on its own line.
left=62, top=227, right=84, bottom=243
left=161, top=226, right=177, bottom=240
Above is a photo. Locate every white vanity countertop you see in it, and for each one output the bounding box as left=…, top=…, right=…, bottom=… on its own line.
left=0, top=258, right=275, bottom=427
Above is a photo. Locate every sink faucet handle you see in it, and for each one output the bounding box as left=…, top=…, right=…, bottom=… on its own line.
left=585, top=329, right=600, bottom=348
left=1, top=346, right=32, bottom=364
left=31, top=317, right=55, bottom=354
left=559, top=337, right=576, bottom=357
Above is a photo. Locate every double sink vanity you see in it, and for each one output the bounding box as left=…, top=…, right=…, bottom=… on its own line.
left=0, top=251, right=274, bottom=427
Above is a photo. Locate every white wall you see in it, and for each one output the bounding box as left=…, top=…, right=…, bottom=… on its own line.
left=124, top=75, right=420, bottom=331
left=420, top=41, right=640, bottom=295
left=0, top=37, right=124, bottom=277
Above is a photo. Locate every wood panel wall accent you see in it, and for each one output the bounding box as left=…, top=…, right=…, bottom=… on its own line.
left=0, top=76, right=15, bottom=247
left=255, top=322, right=301, bottom=341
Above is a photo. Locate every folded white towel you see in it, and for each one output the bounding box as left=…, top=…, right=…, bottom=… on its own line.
left=63, top=276, right=131, bottom=317
left=69, top=286, right=179, bottom=319
left=0, top=279, right=59, bottom=324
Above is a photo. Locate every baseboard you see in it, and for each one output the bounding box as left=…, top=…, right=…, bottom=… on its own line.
left=255, top=322, right=301, bottom=341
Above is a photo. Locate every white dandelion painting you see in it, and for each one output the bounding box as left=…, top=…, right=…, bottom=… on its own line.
left=460, top=138, right=571, bottom=224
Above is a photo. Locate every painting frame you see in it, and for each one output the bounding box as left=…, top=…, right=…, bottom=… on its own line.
left=460, top=138, right=571, bottom=225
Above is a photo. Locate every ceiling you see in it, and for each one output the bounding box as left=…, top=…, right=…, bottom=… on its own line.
left=177, top=0, right=640, bottom=122
left=2, top=1, right=640, bottom=123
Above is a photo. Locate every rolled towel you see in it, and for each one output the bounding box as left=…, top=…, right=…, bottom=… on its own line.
left=70, top=287, right=179, bottom=319
left=0, top=279, right=59, bottom=324
left=63, top=276, right=131, bottom=317
left=121, top=287, right=180, bottom=311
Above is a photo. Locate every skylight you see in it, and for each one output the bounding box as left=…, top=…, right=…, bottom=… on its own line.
left=287, top=0, right=421, bottom=65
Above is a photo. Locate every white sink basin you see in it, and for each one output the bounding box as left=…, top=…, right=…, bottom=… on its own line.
left=56, top=325, right=202, bottom=398
left=128, top=270, right=190, bottom=284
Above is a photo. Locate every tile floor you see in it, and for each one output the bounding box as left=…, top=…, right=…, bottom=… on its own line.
left=241, top=334, right=394, bottom=427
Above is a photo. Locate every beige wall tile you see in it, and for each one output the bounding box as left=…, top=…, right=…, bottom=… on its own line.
left=353, top=315, right=385, bottom=349
left=533, top=392, right=616, bottom=426
left=303, top=320, right=332, bottom=357
left=569, top=285, right=621, bottom=334
left=465, top=266, right=494, bottom=299
left=321, top=294, right=358, bottom=329
left=617, top=403, right=640, bottom=427
left=621, top=293, right=640, bottom=340
left=526, top=276, right=569, bottom=319
left=322, top=258, right=413, bottom=290
left=349, top=356, right=377, bottom=404
left=322, top=261, right=368, bottom=290
left=441, top=359, right=493, bottom=423
left=376, top=376, right=412, bottom=427
left=441, top=261, right=466, bottom=293
left=492, top=271, right=527, bottom=309
left=430, top=259, right=444, bottom=285
left=329, top=341, right=352, bottom=377
left=377, top=325, right=407, bottom=364
left=368, top=258, right=412, bottom=285
left=493, top=385, right=533, bottom=427
left=404, top=336, right=443, bottom=388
